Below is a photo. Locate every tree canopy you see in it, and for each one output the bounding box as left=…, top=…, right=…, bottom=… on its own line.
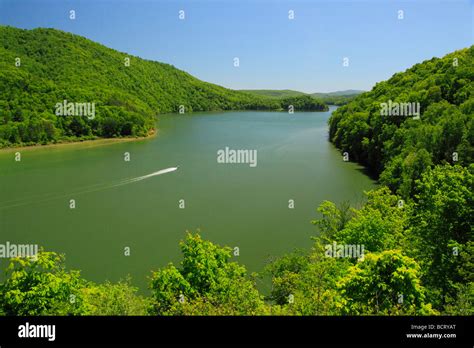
left=329, top=46, right=473, bottom=198
left=0, top=26, right=329, bottom=148
left=0, top=31, right=472, bottom=317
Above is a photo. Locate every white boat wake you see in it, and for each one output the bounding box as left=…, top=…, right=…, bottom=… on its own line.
left=126, top=167, right=178, bottom=183
left=0, top=167, right=179, bottom=210
left=85, top=166, right=179, bottom=189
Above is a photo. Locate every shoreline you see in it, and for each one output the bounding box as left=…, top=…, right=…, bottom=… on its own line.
left=0, top=106, right=335, bottom=153
left=0, top=128, right=157, bottom=153
left=157, top=105, right=335, bottom=117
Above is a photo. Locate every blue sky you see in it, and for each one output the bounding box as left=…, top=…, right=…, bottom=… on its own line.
left=1, top=0, right=472, bottom=93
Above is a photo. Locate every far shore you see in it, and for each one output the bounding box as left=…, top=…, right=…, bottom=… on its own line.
left=0, top=106, right=336, bottom=154
left=0, top=129, right=157, bottom=153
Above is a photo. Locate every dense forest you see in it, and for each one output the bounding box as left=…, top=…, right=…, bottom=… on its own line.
left=241, top=89, right=363, bottom=106
left=329, top=46, right=473, bottom=198
left=0, top=37, right=472, bottom=315
left=311, top=90, right=364, bottom=106
left=239, top=89, right=307, bottom=98
left=280, top=95, right=328, bottom=112
left=325, top=46, right=474, bottom=313
left=0, top=26, right=328, bottom=148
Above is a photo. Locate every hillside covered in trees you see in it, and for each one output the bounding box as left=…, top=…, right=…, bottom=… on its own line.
left=241, top=89, right=364, bottom=105
left=311, top=90, right=365, bottom=106
left=0, top=26, right=328, bottom=148
left=324, top=46, right=474, bottom=313
left=329, top=46, right=474, bottom=198
left=239, top=89, right=307, bottom=98
left=0, top=46, right=472, bottom=316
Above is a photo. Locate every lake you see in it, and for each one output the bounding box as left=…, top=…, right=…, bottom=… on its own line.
left=0, top=106, right=376, bottom=291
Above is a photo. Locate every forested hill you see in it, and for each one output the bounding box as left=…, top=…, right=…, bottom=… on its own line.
left=0, top=26, right=287, bottom=147
left=239, top=89, right=306, bottom=98
left=329, top=46, right=474, bottom=198
left=241, top=89, right=363, bottom=105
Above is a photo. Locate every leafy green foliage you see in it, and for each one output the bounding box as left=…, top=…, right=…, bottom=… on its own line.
left=409, top=164, right=473, bottom=307
left=311, top=200, right=354, bottom=243
left=149, top=232, right=267, bottom=315
left=311, top=90, right=365, bottom=106
left=329, top=46, right=474, bottom=197
left=265, top=180, right=472, bottom=315
left=338, top=250, right=435, bottom=315
left=332, top=187, right=408, bottom=253
left=82, top=278, right=149, bottom=315
left=0, top=251, right=88, bottom=315
left=263, top=243, right=348, bottom=315
left=239, top=89, right=307, bottom=98
left=0, top=31, right=472, bottom=317
left=0, top=26, right=285, bottom=148
left=0, top=251, right=148, bottom=315
left=280, top=95, right=328, bottom=111
left=323, top=46, right=473, bottom=315
left=241, top=89, right=363, bottom=105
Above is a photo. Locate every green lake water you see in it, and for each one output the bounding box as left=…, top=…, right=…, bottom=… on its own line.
left=0, top=106, right=376, bottom=291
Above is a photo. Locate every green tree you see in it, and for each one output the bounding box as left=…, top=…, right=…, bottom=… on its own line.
left=264, top=241, right=349, bottom=315
left=311, top=200, right=353, bottom=243
left=333, top=187, right=408, bottom=253
left=338, top=250, right=436, bottom=315
left=410, top=164, right=474, bottom=307
left=149, top=233, right=266, bottom=315
left=0, top=251, right=88, bottom=315
left=82, top=278, right=149, bottom=315
left=0, top=25, right=294, bottom=148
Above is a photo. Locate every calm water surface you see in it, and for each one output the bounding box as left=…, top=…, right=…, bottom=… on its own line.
left=0, top=106, right=376, bottom=291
